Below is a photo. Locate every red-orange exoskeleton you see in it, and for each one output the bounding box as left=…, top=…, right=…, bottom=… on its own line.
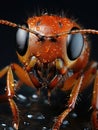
left=0, top=14, right=98, bottom=130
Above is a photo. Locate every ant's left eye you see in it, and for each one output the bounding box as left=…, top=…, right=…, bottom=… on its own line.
left=16, top=25, right=29, bottom=56
left=66, top=28, right=84, bottom=60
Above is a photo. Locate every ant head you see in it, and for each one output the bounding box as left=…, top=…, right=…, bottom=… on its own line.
left=0, top=18, right=97, bottom=71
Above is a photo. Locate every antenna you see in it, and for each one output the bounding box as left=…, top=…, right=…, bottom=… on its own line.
left=0, top=19, right=98, bottom=39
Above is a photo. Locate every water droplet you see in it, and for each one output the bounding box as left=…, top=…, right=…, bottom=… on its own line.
left=42, top=127, right=47, bottom=130
left=32, top=94, right=38, bottom=98
left=1, top=123, right=6, bottom=127
left=42, top=127, right=51, bottom=130
left=36, top=26, right=40, bottom=31
left=17, top=94, right=32, bottom=107
left=34, top=113, right=45, bottom=120
left=31, top=94, right=38, bottom=102
left=7, top=127, right=14, bottom=130
left=44, top=99, right=50, bottom=104
left=24, top=121, right=30, bottom=126
left=17, top=94, right=27, bottom=102
left=53, top=117, right=57, bottom=122
left=83, top=127, right=90, bottom=130
left=62, top=120, right=69, bottom=128
left=71, top=112, right=78, bottom=118
left=27, top=114, right=33, bottom=119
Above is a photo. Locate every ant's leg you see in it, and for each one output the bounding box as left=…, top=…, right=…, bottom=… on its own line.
left=0, top=63, right=39, bottom=130
left=62, top=61, right=97, bottom=92
left=8, top=98, right=19, bottom=130
left=52, top=61, right=97, bottom=130
left=11, top=63, right=34, bottom=88
left=7, top=66, right=19, bottom=130
left=91, top=70, right=98, bottom=130
left=52, top=75, right=84, bottom=130
left=0, top=66, right=10, bottom=102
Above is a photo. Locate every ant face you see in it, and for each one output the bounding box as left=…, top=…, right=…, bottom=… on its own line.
left=16, top=15, right=89, bottom=73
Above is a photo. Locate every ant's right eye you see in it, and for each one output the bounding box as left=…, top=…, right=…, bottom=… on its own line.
left=16, top=25, right=29, bottom=56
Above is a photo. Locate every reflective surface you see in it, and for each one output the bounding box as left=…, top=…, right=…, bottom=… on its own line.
left=0, top=85, right=92, bottom=130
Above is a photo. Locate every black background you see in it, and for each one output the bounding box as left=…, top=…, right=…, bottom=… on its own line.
left=0, top=0, right=98, bottom=67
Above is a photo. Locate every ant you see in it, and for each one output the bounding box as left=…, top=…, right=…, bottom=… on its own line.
left=0, top=14, right=98, bottom=130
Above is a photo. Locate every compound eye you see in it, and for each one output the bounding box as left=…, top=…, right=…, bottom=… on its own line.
left=16, top=25, right=29, bottom=56
left=66, top=28, right=84, bottom=60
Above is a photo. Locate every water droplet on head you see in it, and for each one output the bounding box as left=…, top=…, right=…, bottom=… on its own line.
left=36, top=26, right=40, bottom=31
